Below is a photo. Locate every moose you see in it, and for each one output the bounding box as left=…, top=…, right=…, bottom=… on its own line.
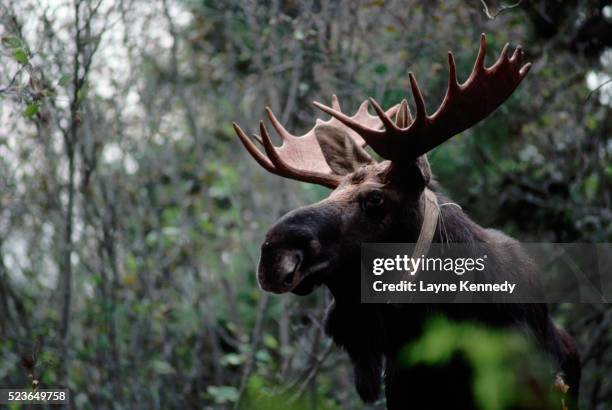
left=233, top=35, right=581, bottom=409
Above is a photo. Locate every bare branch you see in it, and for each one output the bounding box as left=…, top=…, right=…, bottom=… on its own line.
left=481, top=0, right=523, bottom=19
left=586, top=78, right=612, bottom=102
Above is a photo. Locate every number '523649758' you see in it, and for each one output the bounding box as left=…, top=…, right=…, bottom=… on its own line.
left=0, top=389, right=68, bottom=404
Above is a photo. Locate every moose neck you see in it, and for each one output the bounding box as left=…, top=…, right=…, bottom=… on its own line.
left=430, top=190, right=489, bottom=244
left=325, top=188, right=487, bottom=303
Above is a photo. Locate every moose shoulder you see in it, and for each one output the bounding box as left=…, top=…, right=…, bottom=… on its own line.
left=233, top=34, right=581, bottom=409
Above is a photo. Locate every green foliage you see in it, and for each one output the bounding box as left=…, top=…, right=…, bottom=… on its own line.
left=240, top=376, right=342, bottom=410
left=207, top=385, right=239, bottom=404
left=11, top=48, right=28, bottom=65
left=1, top=36, right=23, bottom=48
left=22, top=102, right=39, bottom=119
left=401, top=318, right=560, bottom=410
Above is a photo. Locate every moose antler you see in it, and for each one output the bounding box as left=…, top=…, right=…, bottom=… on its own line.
left=313, top=34, right=531, bottom=160
left=233, top=95, right=398, bottom=188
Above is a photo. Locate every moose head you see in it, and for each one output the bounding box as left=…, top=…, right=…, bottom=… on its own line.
left=233, top=34, right=531, bottom=297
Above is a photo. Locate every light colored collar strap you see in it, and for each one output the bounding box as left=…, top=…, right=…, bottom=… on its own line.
left=411, top=188, right=439, bottom=261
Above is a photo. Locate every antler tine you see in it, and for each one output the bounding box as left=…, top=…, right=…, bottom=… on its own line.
left=408, top=73, right=427, bottom=123
left=395, top=100, right=411, bottom=128
left=251, top=133, right=264, bottom=146
left=331, top=94, right=341, bottom=110
left=369, top=97, right=399, bottom=132
left=259, top=121, right=289, bottom=172
left=313, top=98, right=401, bottom=150
left=512, top=47, right=532, bottom=78
left=447, top=52, right=459, bottom=95
left=519, top=62, right=532, bottom=77
left=510, top=45, right=522, bottom=64
left=233, top=123, right=276, bottom=173
left=258, top=119, right=341, bottom=188
left=472, top=33, right=487, bottom=75
left=498, top=43, right=510, bottom=63
left=265, top=107, right=291, bottom=142
left=312, top=101, right=383, bottom=140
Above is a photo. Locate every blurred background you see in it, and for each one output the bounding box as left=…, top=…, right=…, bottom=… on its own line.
left=0, top=0, right=610, bottom=409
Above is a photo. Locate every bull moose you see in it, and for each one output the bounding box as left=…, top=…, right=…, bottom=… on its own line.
left=233, top=35, right=581, bottom=409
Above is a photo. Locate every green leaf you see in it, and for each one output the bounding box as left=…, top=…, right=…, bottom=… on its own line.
left=263, top=334, right=278, bottom=349
left=58, top=75, right=71, bottom=87
left=583, top=174, right=599, bottom=201
left=373, top=63, right=388, bottom=75
left=23, top=103, right=40, bottom=119
left=254, top=349, right=271, bottom=363
left=293, top=29, right=304, bottom=40
left=125, top=254, right=138, bottom=273
left=151, top=359, right=175, bottom=375
left=207, top=386, right=239, bottom=404
left=76, top=84, right=88, bottom=101
left=12, top=48, right=29, bottom=65
left=1, top=36, right=22, bottom=49
left=220, top=353, right=243, bottom=366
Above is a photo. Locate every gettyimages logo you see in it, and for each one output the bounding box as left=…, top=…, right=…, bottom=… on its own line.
left=372, top=254, right=487, bottom=276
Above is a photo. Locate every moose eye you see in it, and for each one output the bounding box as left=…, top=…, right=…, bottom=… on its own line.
left=362, top=191, right=384, bottom=211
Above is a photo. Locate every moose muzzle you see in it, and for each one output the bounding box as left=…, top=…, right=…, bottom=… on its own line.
left=258, top=245, right=305, bottom=293
left=257, top=204, right=339, bottom=294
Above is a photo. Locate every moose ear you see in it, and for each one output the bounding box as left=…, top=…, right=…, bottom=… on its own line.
left=315, top=124, right=373, bottom=175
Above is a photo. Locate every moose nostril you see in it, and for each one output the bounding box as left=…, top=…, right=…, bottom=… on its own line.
left=276, top=248, right=303, bottom=284
left=283, top=271, right=295, bottom=285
